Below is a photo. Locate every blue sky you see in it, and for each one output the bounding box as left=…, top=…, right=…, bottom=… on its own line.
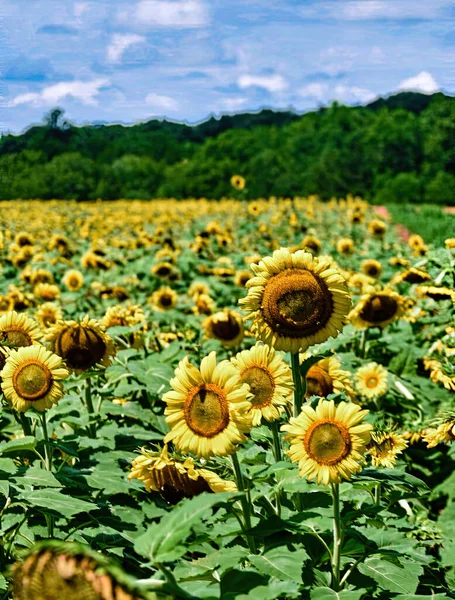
left=1, top=0, right=453, bottom=133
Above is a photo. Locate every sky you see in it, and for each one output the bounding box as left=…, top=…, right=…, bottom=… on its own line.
left=1, top=0, right=454, bottom=134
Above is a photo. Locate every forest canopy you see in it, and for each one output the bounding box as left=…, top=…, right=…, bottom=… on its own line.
left=0, top=92, right=454, bottom=203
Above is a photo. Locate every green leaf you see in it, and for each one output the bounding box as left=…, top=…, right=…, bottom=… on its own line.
left=13, top=466, right=62, bottom=489
left=0, top=481, right=9, bottom=496
left=311, top=588, right=366, bottom=600
left=0, top=436, right=37, bottom=454
left=134, top=492, right=238, bottom=564
left=249, top=547, right=308, bottom=583
left=20, top=489, right=96, bottom=517
left=358, top=556, right=422, bottom=594
left=395, top=595, right=449, bottom=599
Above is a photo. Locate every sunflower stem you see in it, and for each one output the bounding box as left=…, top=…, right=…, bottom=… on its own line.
left=374, top=482, right=381, bottom=505
left=231, top=452, right=257, bottom=554
left=270, top=420, right=282, bottom=463
left=40, top=412, right=54, bottom=538
left=331, top=483, right=342, bottom=591
left=18, top=412, right=33, bottom=437
left=84, top=378, right=96, bottom=439
left=290, top=352, right=305, bottom=417
left=359, top=328, right=368, bottom=359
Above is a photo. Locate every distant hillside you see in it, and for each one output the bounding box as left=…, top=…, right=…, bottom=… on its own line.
left=0, top=92, right=454, bottom=203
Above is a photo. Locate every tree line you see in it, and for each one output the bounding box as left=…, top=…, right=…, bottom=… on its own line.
left=0, top=92, right=453, bottom=203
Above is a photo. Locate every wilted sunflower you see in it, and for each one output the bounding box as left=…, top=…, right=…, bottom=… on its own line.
left=163, top=351, right=252, bottom=459
left=423, top=417, right=455, bottom=448
left=203, top=310, right=244, bottom=347
left=348, top=288, right=405, bottom=329
left=281, top=399, right=372, bottom=485
left=231, top=175, right=246, bottom=190
left=303, top=355, right=355, bottom=400
left=355, top=362, right=388, bottom=399
left=46, top=316, right=115, bottom=372
left=231, top=343, right=294, bottom=426
left=1, top=345, right=69, bottom=412
left=367, top=431, right=408, bottom=468
left=129, top=445, right=236, bottom=502
left=361, top=259, right=382, bottom=279
left=0, top=310, right=42, bottom=348
left=62, top=269, right=84, bottom=292
left=35, top=302, right=63, bottom=329
left=240, top=248, right=351, bottom=353
left=150, top=286, right=177, bottom=311
left=12, top=541, right=147, bottom=600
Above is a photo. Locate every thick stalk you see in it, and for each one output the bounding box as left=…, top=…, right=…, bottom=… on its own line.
left=231, top=452, right=256, bottom=553
left=84, top=378, right=96, bottom=438
left=290, top=352, right=304, bottom=417
left=331, top=483, right=342, bottom=591
left=18, top=413, right=33, bottom=437
left=40, top=413, right=54, bottom=537
left=270, top=420, right=282, bottom=463
left=374, top=483, right=381, bottom=505
left=359, top=328, right=368, bottom=359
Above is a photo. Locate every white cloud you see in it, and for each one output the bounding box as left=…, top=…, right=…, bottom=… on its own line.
left=398, top=71, right=439, bottom=93
left=330, top=1, right=439, bottom=20
left=74, top=2, right=90, bottom=17
left=9, top=79, right=109, bottom=107
left=238, top=74, right=288, bottom=93
left=107, top=34, right=146, bottom=63
left=298, top=83, right=328, bottom=101
left=132, top=0, right=208, bottom=27
left=298, top=82, right=376, bottom=104
left=220, top=97, right=248, bottom=111
left=145, top=92, right=178, bottom=111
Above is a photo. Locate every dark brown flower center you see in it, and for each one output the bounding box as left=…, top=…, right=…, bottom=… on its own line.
left=304, top=421, right=351, bottom=465
left=241, top=365, right=275, bottom=408
left=2, top=327, right=32, bottom=348
left=55, top=325, right=106, bottom=371
left=211, top=314, right=241, bottom=341
left=305, top=365, right=334, bottom=397
left=185, top=384, right=230, bottom=437
left=359, top=294, right=398, bottom=324
left=261, top=269, right=333, bottom=338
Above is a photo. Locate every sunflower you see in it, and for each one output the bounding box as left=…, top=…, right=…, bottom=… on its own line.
left=0, top=311, right=42, bottom=348
left=128, top=445, right=237, bottom=502
left=102, top=303, right=147, bottom=348
left=163, top=352, right=252, bottom=459
left=14, top=231, right=34, bottom=247
left=192, top=294, right=216, bottom=315
left=393, top=267, right=431, bottom=285
left=361, top=259, right=382, bottom=279
left=30, top=268, right=54, bottom=286
left=348, top=288, right=405, bottom=329
left=12, top=541, right=146, bottom=600
left=33, top=283, right=60, bottom=302
left=408, top=234, right=425, bottom=251
left=0, top=295, right=14, bottom=315
left=417, top=286, right=455, bottom=302
left=368, top=219, right=387, bottom=238
left=355, top=362, right=388, bottom=399
left=150, top=286, right=178, bottom=311
left=389, top=256, right=410, bottom=268
left=231, top=343, right=294, bottom=426
left=35, top=302, right=63, bottom=329
left=303, top=355, right=355, bottom=400
left=301, top=235, right=322, bottom=256
left=367, top=431, right=408, bottom=468
left=423, top=339, right=455, bottom=391
left=203, top=310, right=244, bottom=347
left=45, top=316, right=115, bottom=372
left=445, top=238, right=455, bottom=249
left=281, top=399, right=372, bottom=485
left=348, top=273, right=376, bottom=295
left=1, top=345, right=69, bottom=412
left=188, top=281, right=210, bottom=298
left=151, top=261, right=175, bottom=279
left=423, top=418, right=455, bottom=448
left=234, top=270, right=252, bottom=287
left=239, top=248, right=351, bottom=353
left=231, top=175, right=246, bottom=190
left=336, top=238, right=355, bottom=255
left=62, top=269, right=84, bottom=292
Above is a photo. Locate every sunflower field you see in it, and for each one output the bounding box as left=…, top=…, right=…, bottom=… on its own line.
left=0, top=196, right=454, bottom=600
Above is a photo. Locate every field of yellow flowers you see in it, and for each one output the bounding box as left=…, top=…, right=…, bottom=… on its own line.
left=0, top=196, right=454, bottom=600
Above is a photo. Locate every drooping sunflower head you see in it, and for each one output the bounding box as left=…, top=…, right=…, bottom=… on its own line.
left=348, top=288, right=405, bottom=329
left=355, top=362, right=388, bottom=399
left=0, top=311, right=42, bottom=349
left=203, top=310, right=244, bottom=347
left=239, top=248, right=351, bottom=353
left=231, top=343, right=294, bottom=426
left=62, top=269, right=85, bottom=292
left=45, top=316, right=115, bottom=372
left=163, top=351, right=253, bottom=459
left=281, top=399, right=372, bottom=485
left=128, top=445, right=237, bottom=503
left=1, top=345, right=69, bottom=412
left=12, top=541, right=147, bottom=600
left=303, top=355, right=355, bottom=400
left=361, top=259, right=382, bottom=279
left=367, top=431, right=408, bottom=468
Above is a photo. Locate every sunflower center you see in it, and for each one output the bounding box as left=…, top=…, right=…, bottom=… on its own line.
left=2, top=327, right=32, bottom=348
left=305, top=365, right=334, bottom=397
left=304, top=420, right=351, bottom=465
left=185, top=384, right=230, bottom=437
left=55, top=326, right=106, bottom=370
left=12, top=360, right=52, bottom=401
left=261, top=269, right=333, bottom=338
left=241, top=365, right=275, bottom=407
left=211, top=315, right=241, bottom=341
left=366, top=376, right=378, bottom=388
left=159, top=294, right=174, bottom=307
left=359, top=295, right=398, bottom=324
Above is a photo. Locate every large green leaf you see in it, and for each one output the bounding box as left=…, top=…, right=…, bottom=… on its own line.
left=20, top=489, right=96, bottom=517
left=249, top=547, right=309, bottom=583
left=358, top=556, right=422, bottom=594
left=310, top=588, right=366, bottom=600
left=0, top=436, right=37, bottom=454
left=13, top=466, right=62, bottom=489
left=134, top=492, right=238, bottom=563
